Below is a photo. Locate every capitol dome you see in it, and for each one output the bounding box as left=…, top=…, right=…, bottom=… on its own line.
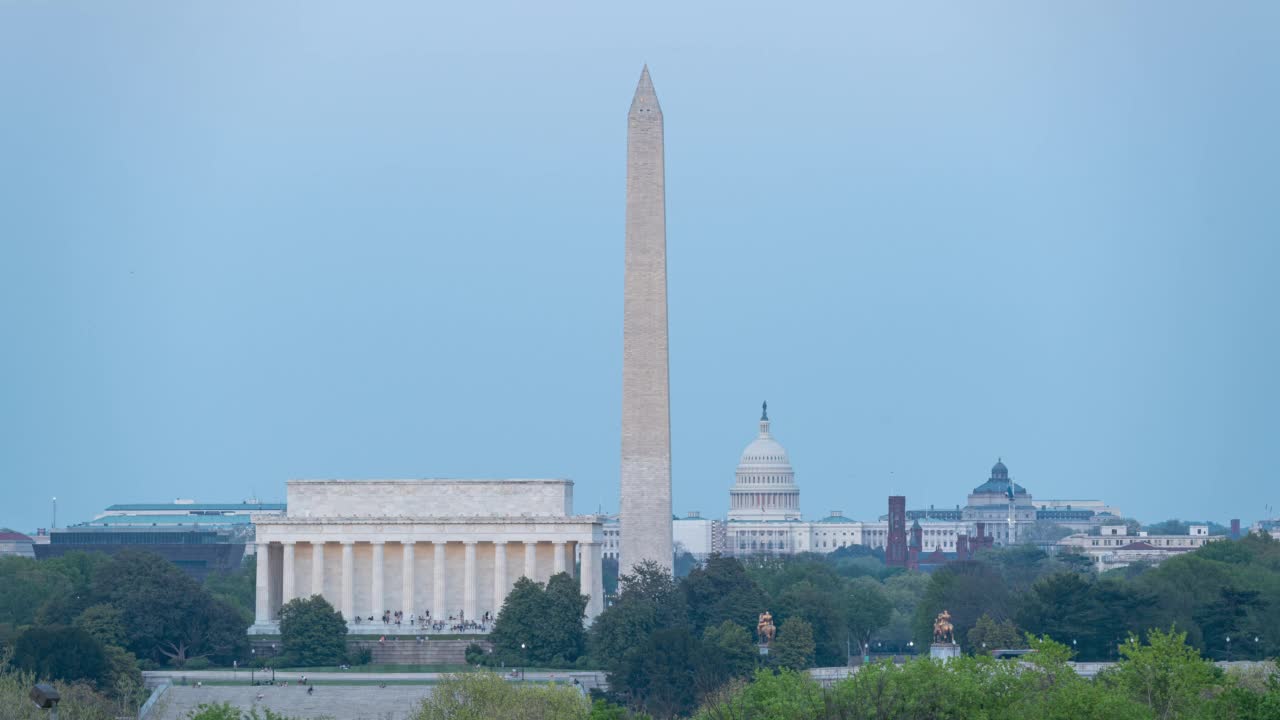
left=728, top=402, right=801, bottom=521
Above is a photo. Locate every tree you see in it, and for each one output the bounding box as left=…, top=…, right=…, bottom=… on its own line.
left=771, top=617, right=815, bottom=671
left=966, top=613, right=1024, bottom=653
left=1103, top=627, right=1219, bottom=720
left=701, top=621, right=757, bottom=682
left=1018, top=571, right=1153, bottom=660
left=680, top=555, right=766, bottom=636
left=203, top=555, right=256, bottom=625
left=91, top=550, right=248, bottom=665
left=488, top=577, right=546, bottom=665
left=0, top=557, right=72, bottom=627
left=1194, top=586, right=1266, bottom=660
left=775, top=580, right=845, bottom=666
left=913, top=561, right=1010, bottom=652
left=673, top=548, right=698, bottom=579
left=279, top=595, right=348, bottom=666
left=844, top=577, right=891, bottom=659
left=10, top=625, right=111, bottom=690
left=613, top=627, right=701, bottom=719
left=541, top=573, right=589, bottom=664
left=695, top=669, right=826, bottom=720
left=488, top=573, right=587, bottom=666
left=74, top=604, right=127, bottom=648
left=878, top=571, right=929, bottom=652
left=588, top=561, right=684, bottom=675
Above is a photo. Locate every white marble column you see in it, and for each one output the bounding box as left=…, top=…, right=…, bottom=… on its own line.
left=582, top=542, right=604, bottom=621
left=463, top=541, right=477, bottom=621
left=341, top=541, right=355, bottom=621
left=493, top=542, right=508, bottom=613
left=371, top=541, right=385, bottom=619
left=311, top=542, right=325, bottom=596
left=401, top=542, right=415, bottom=616
left=432, top=541, right=446, bottom=619
left=281, top=541, right=296, bottom=605
left=553, top=541, right=567, bottom=575
left=523, top=541, right=537, bottom=579
left=254, top=541, right=271, bottom=625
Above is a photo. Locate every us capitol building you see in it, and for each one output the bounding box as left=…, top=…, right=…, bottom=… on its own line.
left=603, top=403, right=1123, bottom=561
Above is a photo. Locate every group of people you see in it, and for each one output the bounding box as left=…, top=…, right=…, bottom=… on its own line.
left=353, top=609, right=434, bottom=626
left=349, top=609, right=498, bottom=633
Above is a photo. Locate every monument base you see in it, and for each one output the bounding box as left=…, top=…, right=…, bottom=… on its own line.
left=930, top=643, right=961, bottom=662
left=757, top=644, right=770, bottom=656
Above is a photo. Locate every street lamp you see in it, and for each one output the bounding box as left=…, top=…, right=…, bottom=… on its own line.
left=520, top=643, right=528, bottom=682
left=907, top=641, right=914, bottom=655
left=1226, top=637, right=1231, bottom=662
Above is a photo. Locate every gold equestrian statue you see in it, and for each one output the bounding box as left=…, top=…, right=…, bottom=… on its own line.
left=757, top=611, right=776, bottom=645
left=933, top=610, right=955, bottom=644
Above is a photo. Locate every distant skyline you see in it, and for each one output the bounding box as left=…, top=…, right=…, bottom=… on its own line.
left=2, top=2, right=1277, bottom=533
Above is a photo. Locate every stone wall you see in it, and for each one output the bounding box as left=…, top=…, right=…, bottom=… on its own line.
left=286, top=479, right=573, bottom=518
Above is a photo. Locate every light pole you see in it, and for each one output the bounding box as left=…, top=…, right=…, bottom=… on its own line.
left=520, top=642, right=527, bottom=682
left=907, top=641, right=914, bottom=656
left=1226, top=636, right=1231, bottom=662
left=51, top=497, right=57, bottom=530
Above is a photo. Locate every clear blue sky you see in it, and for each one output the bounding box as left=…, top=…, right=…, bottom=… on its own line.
left=2, top=1, right=1277, bottom=533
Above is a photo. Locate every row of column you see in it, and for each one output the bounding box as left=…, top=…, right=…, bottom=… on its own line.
left=255, top=539, right=595, bottom=626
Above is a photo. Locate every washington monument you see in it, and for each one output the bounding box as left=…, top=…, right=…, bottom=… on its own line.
left=619, top=66, right=673, bottom=573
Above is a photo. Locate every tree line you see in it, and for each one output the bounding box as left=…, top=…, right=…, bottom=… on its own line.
left=479, top=533, right=1280, bottom=718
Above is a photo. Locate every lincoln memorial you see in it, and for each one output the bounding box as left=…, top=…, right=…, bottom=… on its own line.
left=249, top=479, right=605, bottom=634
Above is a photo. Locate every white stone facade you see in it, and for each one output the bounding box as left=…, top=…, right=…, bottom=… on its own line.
left=249, top=479, right=604, bottom=634
left=619, top=65, right=673, bottom=574
left=728, top=406, right=801, bottom=522
left=1056, top=525, right=1222, bottom=571
left=673, top=512, right=723, bottom=559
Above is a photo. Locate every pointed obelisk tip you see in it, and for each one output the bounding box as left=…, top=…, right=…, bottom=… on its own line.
left=635, top=65, right=655, bottom=95
left=629, top=64, right=660, bottom=115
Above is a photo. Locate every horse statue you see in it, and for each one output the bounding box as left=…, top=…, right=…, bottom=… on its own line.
left=757, top=611, right=776, bottom=645
left=932, top=610, right=955, bottom=644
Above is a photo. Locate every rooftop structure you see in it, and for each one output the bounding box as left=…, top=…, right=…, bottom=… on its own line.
left=1056, top=524, right=1223, bottom=571
left=0, top=531, right=35, bottom=558
left=34, top=499, right=285, bottom=579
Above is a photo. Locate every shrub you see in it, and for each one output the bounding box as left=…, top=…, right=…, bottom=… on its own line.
left=414, top=672, right=588, bottom=720
left=465, top=642, right=488, bottom=666
left=347, top=647, right=373, bottom=666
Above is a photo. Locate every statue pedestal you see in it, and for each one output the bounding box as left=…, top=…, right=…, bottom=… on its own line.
left=930, top=643, right=961, bottom=662
left=757, top=644, right=770, bottom=656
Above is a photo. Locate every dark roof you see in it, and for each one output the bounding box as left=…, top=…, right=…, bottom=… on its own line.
left=972, top=479, right=1028, bottom=495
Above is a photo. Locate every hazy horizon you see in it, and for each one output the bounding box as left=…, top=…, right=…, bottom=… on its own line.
left=2, top=1, right=1277, bottom=533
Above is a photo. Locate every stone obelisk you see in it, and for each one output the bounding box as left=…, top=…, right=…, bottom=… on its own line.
left=619, top=66, right=673, bottom=574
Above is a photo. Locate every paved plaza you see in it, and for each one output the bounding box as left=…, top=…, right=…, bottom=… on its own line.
left=155, top=684, right=434, bottom=720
